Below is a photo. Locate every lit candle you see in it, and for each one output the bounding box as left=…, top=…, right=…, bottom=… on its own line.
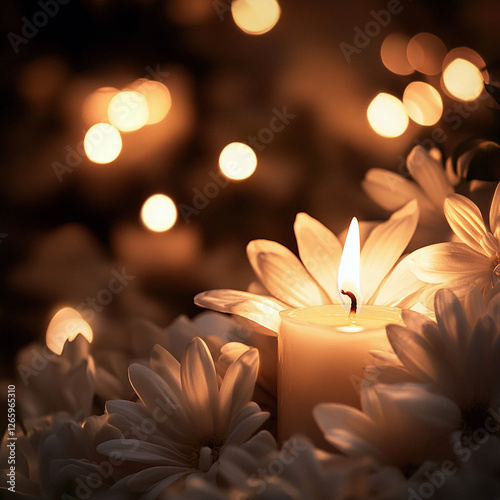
left=277, top=218, right=402, bottom=446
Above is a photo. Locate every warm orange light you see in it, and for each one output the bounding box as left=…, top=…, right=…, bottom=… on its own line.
left=442, top=58, right=484, bottom=101
left=219, top=142, right=257, bottom=180
left=231, top=0, right=281, bottom=35
left=129, top=79, right=172, bottom=124
left=46, top=307, right=93, bottom=355
left=407, top=33, right=447, bottom=75
left=367, top=93, right=409, bottom=138
left=82, top=87, right=118, bottom=125
left=403, top=81, right=443, bottom=126
left=337, top=218, right=362, bottom=313
left=84, top=123, right=122, bottom=164
left=380, top=33, right=414, bottom=76
left=108, top=90, right=149, bottom=132
left=141, top=194, right=178, bottom=232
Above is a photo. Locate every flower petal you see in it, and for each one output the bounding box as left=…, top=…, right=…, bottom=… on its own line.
left=97, top=439, right=181, bottom=465
left=313, top=404, right=385, bottom=462
left=406, top=146, right=453, bottom=208
left=362, top=168, right=434, bottom=214
left=218, top=348, right=259, bottom=434
left=181, top=338, right=219, bottom=437
left=194, top=289, right=285, bottom=333
left=444, top=194, right=488, bottom=253
left=410, top=242, right=491, bottom=283
left=434, top=289, right=471, bottom=359
left=371, top=254, right=427, bottom=308
left=247, top=239, right=327, bottom=307
left=490, top=182, right=500, bottom=237
left=293, top=212, right=343, bottom=303
left=361, top=200, right=419, bottom=301
left=150, top=344, right=182, bottom=400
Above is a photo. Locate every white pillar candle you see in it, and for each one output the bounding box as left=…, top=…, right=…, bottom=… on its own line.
left=278, top=304, right=401, bottom=447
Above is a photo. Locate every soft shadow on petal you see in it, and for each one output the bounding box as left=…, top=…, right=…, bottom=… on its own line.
left=294, top=212, right=343, bottom=303
left=410, top=242, right=490, bottom=283
left=407, top=146, right=453, bottom=208
left=218, top=348, right=259, bottom=433
left=444, top=194, right=487, bottom=253
left=362, top=168, right=434, bottom=214
left=247, top=239, right=327, bottom=307
left=181, top=338, right=219, bottom=437
left=361, top=200, right=419, bottom=302
left=194, top=289, right=285, bottom=333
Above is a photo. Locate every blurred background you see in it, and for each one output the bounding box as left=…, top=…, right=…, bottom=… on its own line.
left=2, top=0, right=500, bottom=378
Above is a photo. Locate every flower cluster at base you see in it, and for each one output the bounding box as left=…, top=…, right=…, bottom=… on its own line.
left=2, top=147, right=500, bottom=499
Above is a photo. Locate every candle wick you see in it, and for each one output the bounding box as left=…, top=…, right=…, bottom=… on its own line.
left=340, top=290, right=357, bottom=321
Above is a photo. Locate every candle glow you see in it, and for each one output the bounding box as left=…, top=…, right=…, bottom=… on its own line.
left=46, top=307, right=93, bottom=355
left=337, top=217, right=362, bottom=316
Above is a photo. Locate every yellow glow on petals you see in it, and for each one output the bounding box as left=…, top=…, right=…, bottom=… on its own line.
left=108, top=90, right=149, bottom=132
left=141, top=194, right=178, bottom=232
left=219, top=142, right=257, bottom=180
left=84, top=123, right=122, bottom=164
left=380, top=33, right=414, bottom=76
left=403, top=81, right=443, bottom=126
left=46, top=307, right=93, bottom=355
left=367, top=93, right=409, bottom=138
left=129, top=79, right=172, bottom=124
left=82, top=87, right=118, bottom=125
left=231, top=0, right=281, bottom=35
left=442, top=58, right=484, bottom=101
left=407, top=32, right=447, bottom=75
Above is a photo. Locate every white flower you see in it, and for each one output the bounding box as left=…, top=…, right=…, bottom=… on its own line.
left=314, top=382, right=461, bottom=477
left=14, top=334, right=95, bottom=428
left=410, top=182, right=500, bottom=307
left=97, top=338, right=270, bottom=498
left=220, top=436, right=371, bottom=500
left=375, top=289, right=500, bottom=436
left=195, top=201, right=423, bottom=334
left=362, top=146, right=454, bottom=245
left=0, top=413, right=122, bottom=499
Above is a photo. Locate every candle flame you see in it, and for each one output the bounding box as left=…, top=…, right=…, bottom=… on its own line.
left=337, top=218, right=362, bottom=315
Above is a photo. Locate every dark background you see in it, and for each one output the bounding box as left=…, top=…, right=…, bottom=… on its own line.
left=2, top=0, right=500, bottom=379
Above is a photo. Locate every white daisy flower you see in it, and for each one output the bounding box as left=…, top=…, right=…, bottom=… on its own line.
left=195, top=201, right=423, bottom=335
left=376, top=289, right=500, bottom=438
left=97, top=338, right=270, bottom=498
left=314, top=382, right=461, bottom=477
left=362, top=146, right=454, bottom=246
left=410, top=182, right=500, bottom=307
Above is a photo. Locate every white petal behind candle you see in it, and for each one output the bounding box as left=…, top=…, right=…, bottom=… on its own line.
left=278, top=304, right=402, bottom=447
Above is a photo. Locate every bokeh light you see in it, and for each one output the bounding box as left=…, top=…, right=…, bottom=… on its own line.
left=403, top=81, right=443, bottom=126
left=231, top=0, right=281, bottom=35
left=108, top=90, right=149, bottom=132
left=219, top=142, right=258, bottom=180
left=46, top=307, right=93, bottom=355
left=82, top=87, right=118, bottom=125
left=129, top=79, right=172, bottom=124
left=141, top=194, right=178, bottom=232
left=407, top=33, right=447, bottom=75
left=380, top=33, right=414, bottom=75
left=442, top=58, right=484, bottom=101
left=84, top=123, right=122, bottom=164
left=367, top=93, right=409, bottom=138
